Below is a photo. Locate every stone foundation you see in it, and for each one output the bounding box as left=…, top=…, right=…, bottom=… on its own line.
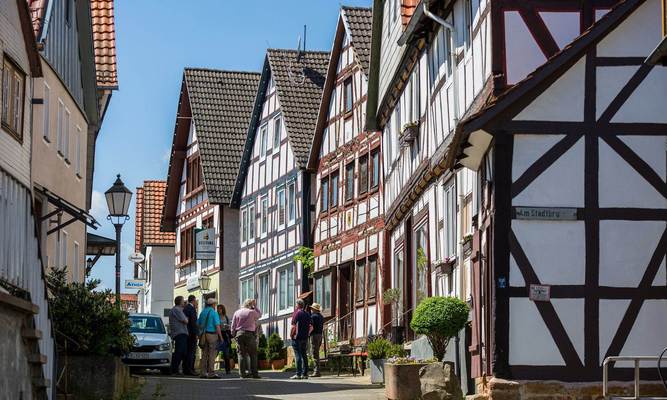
left=468, top=377, right=667, bottom=400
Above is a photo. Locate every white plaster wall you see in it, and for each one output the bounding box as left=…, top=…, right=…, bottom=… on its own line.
left=509, top=298, right=564, bottom=365
left=149, top=246, right=176, bottom=323
left=596, top=0, right=661, bottom=58
left=504, top=11, right=546, bottom=85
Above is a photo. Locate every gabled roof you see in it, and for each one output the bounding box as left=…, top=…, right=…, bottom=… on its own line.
left=162, top=69, right=260, bottom=228
left=444, top=0, right=645, bottom=170
left=308, top=7, right=374, bottom=170
left=341, top=6, right=373, bottom=75
left=135, top=181, right=175, bottom=249
left=230, top=49, right=329, bottom=207
left=90, top=0, right=118, bottom=89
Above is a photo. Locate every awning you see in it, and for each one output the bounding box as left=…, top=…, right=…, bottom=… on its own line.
left=35, top=184, right=99, bottom=235
left=86, top=232, right=116, bottom=256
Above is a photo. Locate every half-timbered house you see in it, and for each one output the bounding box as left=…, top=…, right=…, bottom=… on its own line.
left=307, top=7, right=382, bottom=345
left=441, top=0, right=667, bottom=395
left=162, top=69, right=259, bottom=311
left=231, top=49, right=328, bottom=341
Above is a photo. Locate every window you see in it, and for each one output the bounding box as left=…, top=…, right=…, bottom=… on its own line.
left=57, top=100, right=64, bottom=154
left=330, top=171, right=338, bottom=208
left=443, top=182, right=457, bottom=257
left=320, top=178, right=329, bottom=212
left=344, top=78, right=353, bottom=114
left=65, top=0, right=72, bottom=25
left=462, top=193, right=473, bottom=235
left=260, top=195, right=268, bottom=235
left=273, top=117, right=281, bottom=149
left=73, top=241, right=80, bottom=280
left=464, top=0, right=473, bottom=49
left=278, top=266, right=294, bottom=310
left=356, top=262, right=365, bottom=302
left=345, top=163, right=354, bottom=202
left=61, top=231, right=69, bottom=268
left=203, top=215, right=214, bottom=229
left=277, top=187, right=286, bottom=227
left=240, top=278, right=254, bottom=304
left=393, top=247, right=405, bottom=325
left=186, top=156, right=202, bottom=193
left=180, top=226, right=194, bottom=263
left=368, top=257, right=377, bottom=299
left=429, top=27, right=451, bottom=87
left=63, top=108, right=70, bottom=161
left=248, top=203, right=255, bottom=241
left=1, top=56, right=25, bottom=139
left=75, top=126, right=82, bottom=176
left=315, top=273, right=332, bottom=311
left=260, top=124, right=268, bottom=157
left=414, top=224, right=429, bottom=305
left=258, top=273, right=269, bottom=313
left=287, top=181, right=296, bottom=224
left=370, top=150, right=380, bottom=189
left=241, top=208, right=248, bottom=243
left=43, top=83, right=50, bottom=142
left=359, top=154, right=369, bottom=194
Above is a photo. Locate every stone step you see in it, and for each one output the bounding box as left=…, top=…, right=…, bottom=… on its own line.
left=22, top=328, right=43, bottom=340
left=28, top=353, right=47, bottom=364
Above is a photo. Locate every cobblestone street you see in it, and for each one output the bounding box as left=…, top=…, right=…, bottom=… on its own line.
left=138, top=371, right=385, bottom=400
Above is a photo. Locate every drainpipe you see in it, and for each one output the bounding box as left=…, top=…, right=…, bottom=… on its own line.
left=423, top=1, right=460, bottom=124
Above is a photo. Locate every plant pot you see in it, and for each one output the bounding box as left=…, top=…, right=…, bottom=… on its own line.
left=369, top=358, right=385, bottom=384
left=271, top=359, right=285, bottom=370
left=258, top=360, right=270, bottom=370
left=399, top=123, right=419, bottom=147
left=384, top=362, right=428, bottom=400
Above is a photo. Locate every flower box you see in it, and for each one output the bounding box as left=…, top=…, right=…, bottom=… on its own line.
left=399, top=122, right=419, bottom=148
left=384, top=361, right=429, bottom=400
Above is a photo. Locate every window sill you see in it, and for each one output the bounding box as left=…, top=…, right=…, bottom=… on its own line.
left=1, top=123, right=23, bottom=143
left=64, top=159, right=71, bottom=166
left=42, top=136, right=50, bottom=144
left=76, top=173, right=82, bottom=180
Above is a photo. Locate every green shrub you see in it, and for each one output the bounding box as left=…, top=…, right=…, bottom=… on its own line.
left=410, top=296, right=469, bottom=361
left=267, top=332, right=285, bottom=361
left=386, top=344, right=406, bottom=358
left=46, top=267, right=134, bottom=356
left=367, top=337, right=392, bottom=360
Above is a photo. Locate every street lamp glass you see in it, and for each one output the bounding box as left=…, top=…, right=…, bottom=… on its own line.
left=105, top=174, right=132, bottom=217
left=199, top=274, right=211, bottom=291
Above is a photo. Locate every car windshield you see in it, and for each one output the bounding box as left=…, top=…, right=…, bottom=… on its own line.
left=129, top=316, right=165, bottom=334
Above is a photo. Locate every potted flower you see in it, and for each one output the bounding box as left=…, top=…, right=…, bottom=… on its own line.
left=433, top=256, right=456, bottom=275
left=399, top=121, right=420, bottom=148
left=267, top=333, right=286, bottom=370
left=462, top=234, right=473, bottom=256
left=367, top=337, right=391, bottom=384
left=384, top=356, right=431, bottom=399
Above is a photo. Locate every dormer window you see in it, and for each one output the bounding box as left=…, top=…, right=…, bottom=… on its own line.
left=344, top=78, right=353, bottom=114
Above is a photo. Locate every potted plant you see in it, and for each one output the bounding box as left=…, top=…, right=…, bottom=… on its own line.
left=399, top=121, right=419, bottom=147
left=267, top=333, right=286, bottom=370
left=367, top=337, right=391, bottom=384
left=462, top=234, right=473, bottom=256
left=410, top=296, right=469, bottom=363
left=433, top=255, right=456, bottom=274
left=384, top=356, right=431, bottom=399
left=257, top=333, right=270, bottom=369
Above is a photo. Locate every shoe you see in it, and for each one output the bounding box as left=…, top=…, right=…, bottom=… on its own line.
left=309, top=372, right=321, bottom=377
left=208, top=374, right=221, bottom=379
left=290, top=374, right=302, bottom=380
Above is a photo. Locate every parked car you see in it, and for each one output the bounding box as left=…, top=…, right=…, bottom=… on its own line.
left=122, top=313, right=171, bottom=374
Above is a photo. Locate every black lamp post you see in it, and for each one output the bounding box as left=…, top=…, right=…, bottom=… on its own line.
left=105, top=174, right=132, bottom=307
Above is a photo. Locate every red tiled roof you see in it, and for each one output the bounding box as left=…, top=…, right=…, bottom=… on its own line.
left=90, top=0, right=118, bottom=88
left=401, top=0, right=419, bottom=27
left=26, top=0, right=46, bottom=38
left=136, top=181, right=175, bottom=249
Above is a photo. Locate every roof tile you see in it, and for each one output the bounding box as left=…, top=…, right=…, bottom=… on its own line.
left=135, top=181, right=175, bottom=248
left=90, top=0, right=118, bottom=88
left=341, top=7, right=373, bottom=76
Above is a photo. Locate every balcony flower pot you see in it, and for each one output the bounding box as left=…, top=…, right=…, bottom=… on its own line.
left=399, top=121, right=419, bottom=148
left=369, top=358, right=386, bottom=384
left=384, top=359, right=429, bottom=400
left=271, top=359, right=285, bottom=370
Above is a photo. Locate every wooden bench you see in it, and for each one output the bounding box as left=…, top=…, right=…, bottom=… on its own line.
left=327, top=351, right=367, bottom=377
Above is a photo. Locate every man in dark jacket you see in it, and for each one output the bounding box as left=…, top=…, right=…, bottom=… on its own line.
left=309, top=303, right=324, bottom=377
left=183, top=295, right=199, bottom=375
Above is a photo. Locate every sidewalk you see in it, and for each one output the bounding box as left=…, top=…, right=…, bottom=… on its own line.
left=138, top=371, right=385, bottom=400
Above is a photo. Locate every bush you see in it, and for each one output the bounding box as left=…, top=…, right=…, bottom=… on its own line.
left=367, top=337, right=392, bottom=360
left=257, top=333, right=268, bottom=361
left=267, top=332, right=285, bottom=361
left=47, top=267, right=134, bottom=356
left=386, top=344, right=406, bottom=358
left=410, top=296, right=469, bottom=361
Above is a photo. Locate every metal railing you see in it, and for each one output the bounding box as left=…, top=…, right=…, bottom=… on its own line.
left=603, top=356, right=667, bottom=399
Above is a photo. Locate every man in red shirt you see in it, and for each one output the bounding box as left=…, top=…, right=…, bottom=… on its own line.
left=231, top=298, right=262, bottom=378
left=290, top=299, right=312, bottom=379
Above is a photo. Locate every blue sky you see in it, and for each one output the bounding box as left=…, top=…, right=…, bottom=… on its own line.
left=89, top=1, right=372, bottom=292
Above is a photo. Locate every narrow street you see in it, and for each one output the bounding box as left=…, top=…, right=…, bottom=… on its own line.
left=138, top=372, right=385, bottom=400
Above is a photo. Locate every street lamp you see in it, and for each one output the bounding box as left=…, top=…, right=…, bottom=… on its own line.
left=105, top=174, right=132, bottom=307
left=199, top=272, right=211, bottom=293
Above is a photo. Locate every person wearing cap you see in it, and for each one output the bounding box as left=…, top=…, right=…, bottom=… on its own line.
left=309, top=303, right=324, bottom=377
left=197, top=297, right=223, bottom=378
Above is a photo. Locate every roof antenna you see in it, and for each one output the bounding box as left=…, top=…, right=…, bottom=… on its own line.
left=303, top=25, right=307, bottom=54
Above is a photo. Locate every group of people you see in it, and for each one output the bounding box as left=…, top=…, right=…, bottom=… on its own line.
left=168, top=294, right=324, bottom=380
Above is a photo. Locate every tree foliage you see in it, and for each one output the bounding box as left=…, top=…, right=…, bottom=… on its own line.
left=410, top=296, right=469, bottom=361
left=293, top=246, right=314, bottom=276
left=267, top=332, right=286, bottom=361
left=47, top=267, right=134, bottom=356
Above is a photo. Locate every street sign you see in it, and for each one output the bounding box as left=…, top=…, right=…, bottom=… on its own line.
left=128, top=252, right=145, bottom=264
left=529, top=284, right=551, bottom=302
left=515, top=207, right=578, bottom=221
left=195, top=228, right=216, bottom=260
left=186, top=275, right=200, bottom=291
left=125, top=279, right=146, bottom=290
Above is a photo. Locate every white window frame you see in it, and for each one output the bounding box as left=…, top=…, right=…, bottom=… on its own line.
left=259, top=124, right=268, bottom=158
left=287, top=180, right=296, bottom=226
left=43, top=82, right=51, bottom=142
left=277, top=264, right=295, bottom=313
left=443, top=180, right=457, bottom=258
left=63, top=107, right=71, bottom=161
left=73, top=241, right=80, bottom=281
left=240, top=277, right=254, bottom=305
left=260, top=194, right=268, bottom=237
left=247, top=202, right=255, bottom=244
left=273, top=116, right=281, bottom=149
left=241, top=207, right=248, bottom=245
left=57, top=99, right=64, bottom=156
left=61, top=230, right=69, bottom=269
left=277, top=186, right=286, bottom=230
left=258, top=272, right=270, bottom=317
left=75, top=125, right=82, bottom=177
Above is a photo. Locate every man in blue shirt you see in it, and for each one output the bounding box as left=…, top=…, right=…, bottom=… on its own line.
left=197, top=298, right=223, bottom=378
left=290, top=299, right=312, bottom=379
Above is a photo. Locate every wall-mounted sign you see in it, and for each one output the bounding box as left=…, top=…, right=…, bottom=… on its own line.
left=128, top=252, right=145, bottom=264
left=195, top=228, right=216, bottom=260
left=515, top=207, right=577, bottom=221
left=186, top=275, right=200, bottom=291
left=529, top=284, right=551, bottom=302
left=125, top=279, right=146, bottom=290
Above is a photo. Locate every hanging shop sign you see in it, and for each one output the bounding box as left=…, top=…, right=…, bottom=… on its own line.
left=125, top=279, right=146, bottom=290
left=195, top=228, right=216, bottom=260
